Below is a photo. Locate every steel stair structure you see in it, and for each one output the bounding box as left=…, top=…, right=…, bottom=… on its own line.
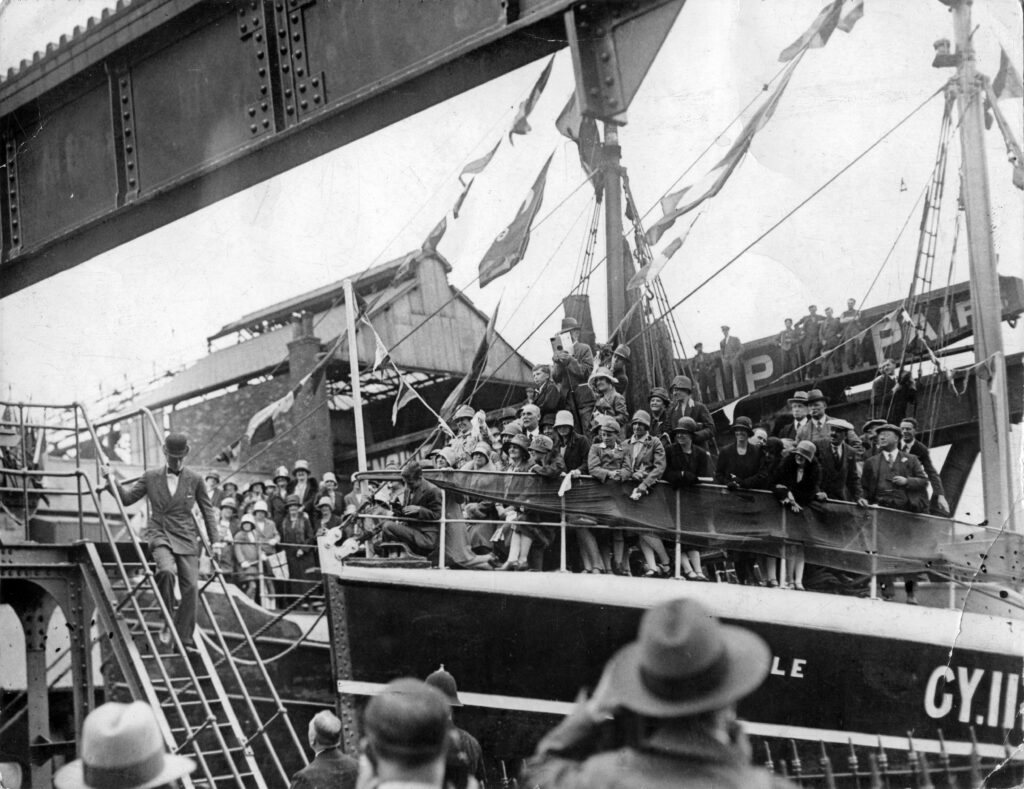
left=0, top=401, right=309, bottom=788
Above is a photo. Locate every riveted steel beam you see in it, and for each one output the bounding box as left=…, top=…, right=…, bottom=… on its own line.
left=0, top=0, right=581, bottom=297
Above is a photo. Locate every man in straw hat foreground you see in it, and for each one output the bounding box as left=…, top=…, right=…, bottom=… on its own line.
left=523, top=598, right=797, bottom=788
left=102, top=433, right=219, bottom=648
left=54, top=701, right=195, bottom=789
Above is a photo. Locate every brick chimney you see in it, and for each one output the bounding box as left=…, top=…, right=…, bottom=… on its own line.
left=287, top=311, right=333, bottom=476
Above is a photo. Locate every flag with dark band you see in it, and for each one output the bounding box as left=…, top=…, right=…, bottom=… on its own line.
left=509, top=56, right=555, bottom=143
left=478, top=155, right=553, bottom=287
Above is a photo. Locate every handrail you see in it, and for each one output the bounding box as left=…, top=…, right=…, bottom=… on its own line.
left=128, top=403, right=309, bottom=774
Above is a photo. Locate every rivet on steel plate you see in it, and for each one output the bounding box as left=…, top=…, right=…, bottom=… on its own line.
left=311, top=77, right=319, bottom=87
left=262, top=118, right=269, bottom=127
left=251, top=124, right=258, bottom=132
left=286, top=105, right=294, bottom=114
left=257, top=50, right=265, bottom=59
left=300, top=100, right=307, bottom=109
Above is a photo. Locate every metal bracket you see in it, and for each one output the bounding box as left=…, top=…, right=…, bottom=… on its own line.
left=272, top=0, right=326, bottom=126
left=107, top=62, right=140, bottom=204
left=566, top=0, right=685, bottom=121
left=2, top=132, right=21, bottom=256
left=238, top=0, right=275, bottom=137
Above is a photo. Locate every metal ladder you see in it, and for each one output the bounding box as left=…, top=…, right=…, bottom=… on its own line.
left=1, top=401, right=309, bottom=788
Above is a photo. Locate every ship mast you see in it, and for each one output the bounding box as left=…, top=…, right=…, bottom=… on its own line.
left=949, top=0, right=1018, bottom=531
left=603, top=123, right=627, bottom=341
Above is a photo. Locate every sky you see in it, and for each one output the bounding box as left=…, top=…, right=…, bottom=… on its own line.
left=0, top=0, right=1021, bottom=415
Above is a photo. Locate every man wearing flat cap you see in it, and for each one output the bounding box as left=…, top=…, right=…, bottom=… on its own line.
left=551, top=316, right=594, bottom=428
left=359, top=678, right=454, bottom=788
left=289, top=710, right=358, bottom=789
left=523, top=598, right=796, bottom=788
left=102, top=434, right=219, bottom=647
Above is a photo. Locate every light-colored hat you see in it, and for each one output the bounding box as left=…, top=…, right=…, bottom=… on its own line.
left=204, top=472, right=221, bottom=483
left=631, top=410, right=652, bottom=428
left=828, top=418, right=854, bottom=432
left=500, top=420, right=524, bottom=438
left=794, top=440, right=818, bottom=462
left=429, top=446, right=457, bottom=467
left=787, top=391, right=809, bottom=405
left=596, top=599, right=769, bottom=718
left=252, top=500, right=269, bottom=513
left=554, top=410, right=575, bottom=429
left=509, top=434, right=532, bottom=451
left=588, top=366, right=618, bottom=385
left=471, top=442, right=492, bottom=457
left=219, top=497, right=237, bottom=511
left=293, top=459, right=311, bottom=473
left=240, top=513, right=256, bottom=526
left=595, top=414, right=620, bottom=432
left=529, top=434, right=554, bottom=453
left=54, top=701, right=195, bottom=789
left=273, top=465, right=290, bottom=482
left=317, top=496, right=334, bottom=509
left=322, top=472, right=338, bottom=484
left=875, top=423, right=902, bottom=437
left=453, top=404, right=475, bottom=421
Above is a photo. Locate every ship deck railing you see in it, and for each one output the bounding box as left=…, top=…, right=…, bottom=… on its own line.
left=346, top=469, right=1021, bottom=610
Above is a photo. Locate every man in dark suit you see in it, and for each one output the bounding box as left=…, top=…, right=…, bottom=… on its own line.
left=289, top=710, right=358, bottom=789
left=861, top=424, right=929, bottom=513
left=899, top=418, right=950, bottom=515
left=719, top=325, right=744, bottom=398
left=551, top=317, right=595, bottom=429
left=381, top=461, right=443, bottom=555
left=861, top=423, right=929, bottom=604
left=664, top=375, right=715, bottom=456
left=102, top=433, right=219, bottom=647
left=532, top=363, right=563, bottom=420
left=814, top=419, right=866, bottom=504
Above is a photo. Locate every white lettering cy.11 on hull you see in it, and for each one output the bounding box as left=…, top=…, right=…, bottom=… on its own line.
left=924, top=666, right=1023, bottom=730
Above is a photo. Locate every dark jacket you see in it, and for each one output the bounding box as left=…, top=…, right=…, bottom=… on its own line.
left=552, top=342, right=595, bottom=395
left=901, top=439, right=945, bottom=498
left=403, top=479, right=444, bottom=530
left=288, top=746, right=358, bottom=789
left=287, top=477, right=320, bottom=520
left=714, top=444, right=766, bottom=489
left=665, top=398, right=715, bottom=447
left=771, top=454, right=822, bottom=506
left=861, top=450, right=929, bottom=512
left=664, top=444, right=712, bottom=487
left=524, top=711, right=794, bottom=789
left=534, top=380, right=564, bottom=417
left=116, top=467, right=218, bottom=555
left=814, top=440, right=863, bottom=502
left=557, top=431, right=591, bottom=473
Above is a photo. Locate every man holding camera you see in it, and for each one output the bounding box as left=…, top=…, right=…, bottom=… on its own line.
left=523, top=598, right=796, bottom=788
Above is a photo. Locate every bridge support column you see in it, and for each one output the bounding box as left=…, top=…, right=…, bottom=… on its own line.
left=940, top=436, right=980, bottom=519
left=18, top=590, right=58, bottom=789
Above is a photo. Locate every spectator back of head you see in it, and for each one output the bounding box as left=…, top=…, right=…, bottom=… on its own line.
left=364, top=678, right=450, bottom=768
left=309, top=710, right=342, bottom=750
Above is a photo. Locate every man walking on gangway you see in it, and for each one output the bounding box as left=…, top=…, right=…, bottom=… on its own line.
left=102, top=433, right=221, bottom=648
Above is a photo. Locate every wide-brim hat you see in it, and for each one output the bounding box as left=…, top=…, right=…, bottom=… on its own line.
left=588, top=366, right=618, bottom=385
left=293, top=459, right=311, bottom=473
left=273, top=465, right=290, bottom=482
left=54, top=701, right=195, bottom=789
left=560, top=317, right=580, bottom=331
left=162, top=433, right=189, bottom=458
left=730, top=416, right=754, bottom=434
left=471, top=442, right=492, bottom=457
left=509, top=434, right=531, bottom=451
left=529, top=434, right=554, bottom=453
left=805, top=388, right=828, bottom=404
left=252, top=500, right=269, bottom=513
left=597, top=599, right=769, bottom=718
left=787, top=391, right=809, bottom=405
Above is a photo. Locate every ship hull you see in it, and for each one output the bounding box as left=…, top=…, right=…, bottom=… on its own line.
left=323, top=567, right=1024, bottom=767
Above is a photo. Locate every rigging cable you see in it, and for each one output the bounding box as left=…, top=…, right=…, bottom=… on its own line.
left=621, top=85, right=946, bottom=348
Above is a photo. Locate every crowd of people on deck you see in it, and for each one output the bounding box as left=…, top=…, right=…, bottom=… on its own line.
left=328, top=316, right=943, bottom=605
left=202, top=462, right=350, bottom=605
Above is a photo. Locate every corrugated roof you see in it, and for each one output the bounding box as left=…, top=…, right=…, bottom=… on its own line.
left=134, top=255, right=529, bottom=409
left=209, top=251, right=449, bottom=342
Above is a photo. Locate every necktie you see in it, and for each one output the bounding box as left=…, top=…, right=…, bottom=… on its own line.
left=167, top=468, right=181, bottom=477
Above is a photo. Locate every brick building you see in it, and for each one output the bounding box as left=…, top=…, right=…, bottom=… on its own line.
left=119, top=250, right=532, bottom=483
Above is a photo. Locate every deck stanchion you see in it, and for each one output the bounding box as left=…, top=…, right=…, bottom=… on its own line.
left=948, top=520, right=957, bottom=609
left=438, top=488, right=447, bottom=569
left=870, top=508, right=879, bottom=600
left=73, top=407, right=84, bottom=541
left=674, top=489, right=682, bottom=579
left=559, top=497, right=567, bottom=572
left=779, top=507, right=787, bottom=587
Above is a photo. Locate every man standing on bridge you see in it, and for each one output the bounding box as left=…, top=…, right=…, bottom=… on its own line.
left=102, top=433, right=220, bottom=648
